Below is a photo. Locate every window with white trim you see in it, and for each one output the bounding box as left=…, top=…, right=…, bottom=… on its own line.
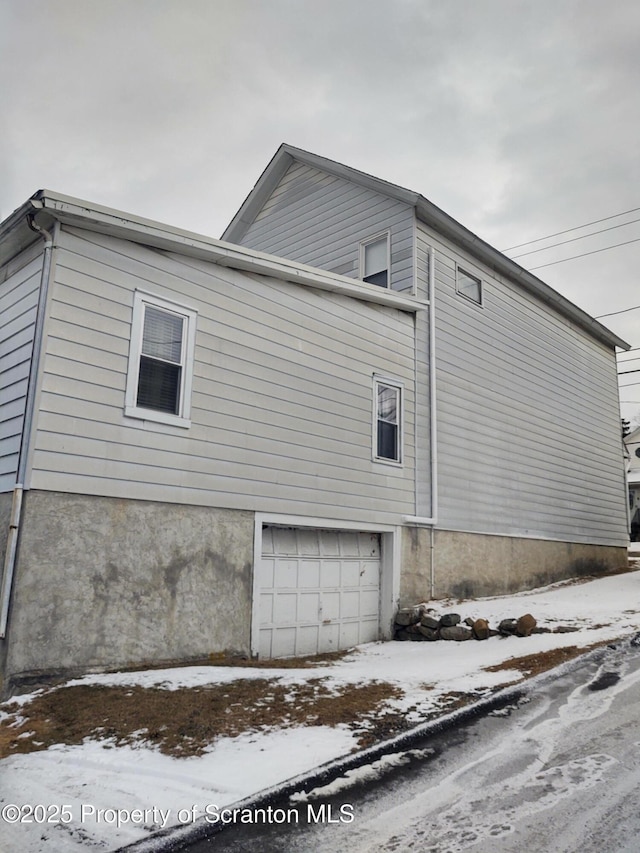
left=374, top=378, right=402, bottom=464
left=125, top=291, right=197, bottom=428
left=456, top=266, right=482, bottom=305
left=361, top=233, right=390, bottom=288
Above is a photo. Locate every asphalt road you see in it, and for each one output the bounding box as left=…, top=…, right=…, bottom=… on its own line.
left=155, top=638, right=640, bottom=853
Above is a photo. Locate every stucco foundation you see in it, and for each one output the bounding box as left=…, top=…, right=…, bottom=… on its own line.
left=1, top=491, right=254, bottom=695
left=400, top=527, right=628, bottom=605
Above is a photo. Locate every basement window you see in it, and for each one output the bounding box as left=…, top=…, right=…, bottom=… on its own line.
left=125, top=291, right=197, bottom=428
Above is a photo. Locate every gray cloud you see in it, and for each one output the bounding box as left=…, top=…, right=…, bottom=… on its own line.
left=2, top=0, right=639, bottom=419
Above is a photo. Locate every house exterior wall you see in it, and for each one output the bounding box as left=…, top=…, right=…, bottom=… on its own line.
left=400, top=525, right=627, bottom=604
left=418, top=219, right=629, bottom=547
left=26, top=225, right=416, bottom=524
left=3, top=491, right=254, bottom=690
left=0, top=241, right=43, bottom=493
left=239, top=160, right=416, bottom=293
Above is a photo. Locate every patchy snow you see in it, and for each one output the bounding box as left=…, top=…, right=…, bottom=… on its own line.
left=2, top=570, right=640, bottom=852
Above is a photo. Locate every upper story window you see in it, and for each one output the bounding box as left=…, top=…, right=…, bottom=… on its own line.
left=125, top=290, right=197, bottom=428
left=456, top=266, right=482, bottom=305
left=374, top=377, right=402, bottom=464
left=361, top=233, right=390, bottom=288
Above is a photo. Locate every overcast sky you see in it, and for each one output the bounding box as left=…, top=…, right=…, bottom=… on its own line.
left=2, top=0, right=639, bottom=423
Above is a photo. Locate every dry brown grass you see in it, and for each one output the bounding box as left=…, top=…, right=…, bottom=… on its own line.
left=0, top=677, right=404, bottom=760
left=482, top=643, right=605, bottom=678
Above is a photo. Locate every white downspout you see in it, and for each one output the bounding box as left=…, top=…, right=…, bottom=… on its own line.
left=0, top=217, right=54, bottom=638
left=404, top=245, right=438, bottom=526
left=403, top=246, right=438, bottom=598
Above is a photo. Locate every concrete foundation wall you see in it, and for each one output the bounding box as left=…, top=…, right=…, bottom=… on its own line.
left=400, top=526, right=628, bottom=604
left=2, top=491, right=254, bottom=693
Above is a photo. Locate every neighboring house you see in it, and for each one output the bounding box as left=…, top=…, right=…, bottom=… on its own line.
left=0, top=147, right=630, bottom=692
left=625, top=425, right=640, bottom=540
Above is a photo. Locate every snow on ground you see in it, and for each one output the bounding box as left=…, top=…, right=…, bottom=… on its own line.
left=2, top=570, right=640, bottom=853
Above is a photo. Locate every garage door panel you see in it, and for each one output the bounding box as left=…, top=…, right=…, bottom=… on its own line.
left=319, top=531, right=340, bottom=556
left=299, top=560, right=321, bottom=587
left=273, top=592, right=297, bottom=621
left=258, top=527, right=381, bottom=658
left=261, top=559, right=275, bottom=588
left=340, top=621, right=360, bottom=648
left=341, top=590, right=361, bottom=618
left=298, top=592, right=321, bottom=621
left=360, top=562, right=379, bottom=585
left=273, top=528, right=298, bottom=554
left=341, top=561, right=361, bottom=587
left=297, top=528, right=321, bottom=555
left=272, top=626, right=297, bottom=657
left=275, top=560, right=297, bottom=588
left=320, top=622, right=340, bottom=652
left=322, top=591, right=341, bottom=620
left=260, top=592, right=274, bottom=622
left=361, top=589, right=380, bottom=616
left=297, top=625, right=320, bottom=655
left=321, top=562, right=341, bottom=587
left=360, top=533, right=381, bottom=557
left=359, top=618, right=379, bottom=644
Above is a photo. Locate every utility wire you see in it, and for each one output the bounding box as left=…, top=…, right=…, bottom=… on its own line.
left=502, top=206, right=640, bottom=252
left=528, top=237, right=640, bottom=271
left=595, top=304, right=640, bottom=319
left=510, top=216, right=640, bottom=259
left=618, top=369, right=640, bottom=375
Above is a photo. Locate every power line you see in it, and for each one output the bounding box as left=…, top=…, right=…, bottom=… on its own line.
left=595, top=304, right=640, bottom=319
left=502, top=206, right=640, bottom=252
left=619, top=369, right=640, bottom=375
left=528, top=236, right=640, bottom=270
left=510, top=216, right=640, bottom=259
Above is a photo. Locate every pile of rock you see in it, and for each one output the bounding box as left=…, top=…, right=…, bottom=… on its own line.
left=394, top=606, right=537, bottom=642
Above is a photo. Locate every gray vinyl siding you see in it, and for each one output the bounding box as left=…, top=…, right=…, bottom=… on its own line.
left=238, top=161, right=416, bottom=293
left=0, top=243, right=42, bottom=492
left=29, top=226, right=415, bottom=524
left=417, top=220, right=628, bottom=545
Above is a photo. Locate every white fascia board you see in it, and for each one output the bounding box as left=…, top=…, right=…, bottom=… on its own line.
left=30, top=192, right=425, bottom=313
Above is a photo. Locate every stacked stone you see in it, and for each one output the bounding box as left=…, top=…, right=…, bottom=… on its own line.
left=394, top=608, right=537, bottom=642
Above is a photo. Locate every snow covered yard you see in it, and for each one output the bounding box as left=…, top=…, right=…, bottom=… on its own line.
left=2, top=569, right=640, bottom=853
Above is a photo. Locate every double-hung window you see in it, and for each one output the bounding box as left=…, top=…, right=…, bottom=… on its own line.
left=125, top=291, right=197, bottom=428
left=361, top=233, right=390, bottom=288
left=374, top=378, right=402, bottom=464
left=456, top=266, right=482, bottom=305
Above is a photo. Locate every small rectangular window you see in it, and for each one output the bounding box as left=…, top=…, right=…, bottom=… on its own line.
left=374, top=379, right=402, bottom=464
left=125, top=291, right=197, bottom=428
left=361, top=234, right=389, bottom=288
left=456, top=267, right=482, bottom=305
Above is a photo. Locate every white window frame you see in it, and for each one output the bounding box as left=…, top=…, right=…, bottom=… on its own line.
left=372, top=375, right=403, bottom=466
left=360, top=231, right=391, bottom=289
left=125, top=290, right=197, bottom=428
left=456, top=266, right=483, bottom=306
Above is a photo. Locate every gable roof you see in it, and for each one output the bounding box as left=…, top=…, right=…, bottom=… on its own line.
left=0, top=190, right=423, bottom=314
left=223, top=144, right=629, bottom=352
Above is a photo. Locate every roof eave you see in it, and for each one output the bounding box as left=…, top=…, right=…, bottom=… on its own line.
left=16, top=191, right=424, bottom=313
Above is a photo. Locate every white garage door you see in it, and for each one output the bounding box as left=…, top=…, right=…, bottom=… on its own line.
left=258, top=526, right=381, bottom=658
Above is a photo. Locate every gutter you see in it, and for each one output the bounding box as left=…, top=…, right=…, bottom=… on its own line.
left=28, top=193, right=425, bottom=314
